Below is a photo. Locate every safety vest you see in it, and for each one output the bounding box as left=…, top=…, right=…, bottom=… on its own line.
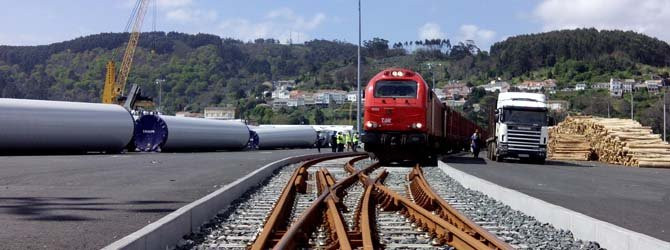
left=352, top=134, right=359, bottom=143
left=344, top=133, right=351, bottom=143
left=337, top=134, right=344, bottom=144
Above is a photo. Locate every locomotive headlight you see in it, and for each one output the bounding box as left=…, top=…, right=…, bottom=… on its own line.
left=366, top=121, right=377, bottom=128
left=396, top=71, right=404, bottom=77
left=415, top=122, right=422, bottom=128
left=391, top=71, right=398, bottom=77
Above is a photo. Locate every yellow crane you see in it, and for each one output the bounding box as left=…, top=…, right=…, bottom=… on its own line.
left=102, top=0, right=153, bottom=109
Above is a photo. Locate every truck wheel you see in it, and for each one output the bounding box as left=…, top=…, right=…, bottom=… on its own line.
left=494, top=143, right=503, bottom=162
left=491, top=143, right=501, bottom=162
left=488, top=143, right=495, bottom=161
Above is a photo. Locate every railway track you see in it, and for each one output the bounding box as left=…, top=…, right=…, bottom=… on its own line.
left=181, top=153, right=599, bottom=250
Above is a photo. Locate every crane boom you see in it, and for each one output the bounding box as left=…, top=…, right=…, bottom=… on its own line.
left=117, top=0, right=150, bottom=95
left=102, top=0, right=151, bottom=104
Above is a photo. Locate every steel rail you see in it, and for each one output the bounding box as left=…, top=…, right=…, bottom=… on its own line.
left=344, top=155, right=369, bottom=174
left=372, top=183, right=495, bottom=249
left=258, top=155, right=511, bottom=250
left=408, top=165, right=513, bottom=250
left=317, top=168, right=352, bottom=249
left=250, top=152, right=366, bottom=250
left=269, top=154, right=373, bottom=250
left=354, top=169, right=387, bottom=250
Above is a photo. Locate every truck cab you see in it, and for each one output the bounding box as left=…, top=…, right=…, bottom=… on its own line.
left=487, top=92, right=550, bottom=163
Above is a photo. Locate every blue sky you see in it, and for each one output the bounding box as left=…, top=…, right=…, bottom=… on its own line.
left=1, top=0, right=669, bottom=50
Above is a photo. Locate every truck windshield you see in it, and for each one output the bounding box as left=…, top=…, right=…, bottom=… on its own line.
left=502, top=109, right=547, bottom=126
left=374, top=81, right=417, bottom=98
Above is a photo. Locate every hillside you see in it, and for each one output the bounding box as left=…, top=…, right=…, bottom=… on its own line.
left=0, top=32, right=363, bottom=114
left=490, top=29, right=670, bottom=86
left=1, top=29, right=669, bottom=122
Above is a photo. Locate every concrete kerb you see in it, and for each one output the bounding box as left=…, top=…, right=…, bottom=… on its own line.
left=104, top=152, right=353, bottom=250
left=438, top=161, right=670, bottom=250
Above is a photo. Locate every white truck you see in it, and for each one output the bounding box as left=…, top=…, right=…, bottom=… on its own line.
left=486, top=92, right=551, bottom=164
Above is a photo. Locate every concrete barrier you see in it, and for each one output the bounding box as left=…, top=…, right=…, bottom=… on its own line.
left=104, top=152, right=360, bottom=250
left=438, top=161, right=670, bottom=250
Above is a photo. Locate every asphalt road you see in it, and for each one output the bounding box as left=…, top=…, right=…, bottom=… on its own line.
left=443, top=153, right=670, bottom=241
left=0, top=149, right=318, bottom=250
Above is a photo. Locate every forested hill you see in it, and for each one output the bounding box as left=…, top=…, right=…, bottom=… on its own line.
left=1, top=29, right=669, bottom=115
left=0, top=32, right=361, bottom=113
left=0, top=32, right=224, bottom=71
left=490, top=29, right=670, bottom=80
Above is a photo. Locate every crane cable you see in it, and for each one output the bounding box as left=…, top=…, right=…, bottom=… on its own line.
left=111, top=0, right=142, bottom=61
left=151, top=0, right=157, bottom=53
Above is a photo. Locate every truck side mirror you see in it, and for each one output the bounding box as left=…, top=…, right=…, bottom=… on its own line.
left=494, top=109, right=499, bottom=114
left=495, top=114, right=500, bottom=121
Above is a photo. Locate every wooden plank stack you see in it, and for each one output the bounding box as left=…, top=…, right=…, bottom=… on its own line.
left=548, top=128, right=592, bottom=161
left=551, top=116, right=670, bottom=168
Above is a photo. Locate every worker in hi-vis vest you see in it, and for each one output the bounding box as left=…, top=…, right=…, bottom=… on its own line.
left=351, top=132, right=359, bottom=152
left=336, top=132, right=345, bottom=152
left=344, top=132, right=351, bottom=151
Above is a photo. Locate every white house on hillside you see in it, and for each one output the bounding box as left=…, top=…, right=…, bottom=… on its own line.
left=610, top=78, right=623, bottom=97
left=482, top=80, right=510, bottom=93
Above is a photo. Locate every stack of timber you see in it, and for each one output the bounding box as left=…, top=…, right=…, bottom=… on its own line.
left=548, top=127, right=592, bottom=161
left=553, top=116, right=670, bottom=168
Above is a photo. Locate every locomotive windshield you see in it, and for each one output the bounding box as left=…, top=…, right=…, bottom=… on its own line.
left=501, top=108, right=547, bottom=126
left=374, top=81, right=417, bottom=98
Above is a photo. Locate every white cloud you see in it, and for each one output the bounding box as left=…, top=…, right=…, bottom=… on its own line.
left=166, top=8, right=217, bottom=23
left=219, top=19, right=273, bottom=41
left=418, top=22, right=446, bottom=40
left=459, top=25, right=495, bottom=41
left=535, top=0, right=670, bottom=41
left=157, top=0, right=192, bottom=8
left=218, top=8, right=326, bottom=43
left=155, top=0, right=217, bottom=24
left=0, top=32, right=69, bottom=46
left=266, top=8, right=326, bottom=30
left=166, top=9, right=190, bottom=22
left=457, top=24, right=496, bottom=44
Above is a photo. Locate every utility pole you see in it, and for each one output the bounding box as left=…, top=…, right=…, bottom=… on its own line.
left=356, top=0, right=362, bottom=134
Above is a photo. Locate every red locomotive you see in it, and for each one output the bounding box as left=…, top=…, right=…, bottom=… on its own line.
left=361, top=68, right=485, bottom=165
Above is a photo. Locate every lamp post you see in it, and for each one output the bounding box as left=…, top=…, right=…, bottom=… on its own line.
left=428, top=64, right=435, bottom=89
left=155, top=78, right=165, bottom=112
left=630, top=90, right=634, bottom=120
left=426, top=63, right=441, bottom=131
left=356, top=0, right=362, bottom=134
left=426, top=63, right=442, bottom=90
